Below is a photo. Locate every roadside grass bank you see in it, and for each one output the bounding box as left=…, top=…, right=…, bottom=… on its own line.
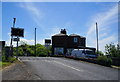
left=1, top=62, right=11, bottom=67
left=1, top=56, right=18, bottom=69
left=111, top=65, right=120, bottom=69
left=0, top=61, right=11, bottom=70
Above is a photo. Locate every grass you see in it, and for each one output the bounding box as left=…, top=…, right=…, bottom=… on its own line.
left=0, top=61, right=11, bottom=68
left=0, top=57, right=18, bottom=69
left=111, top=65, right=120, bottom=69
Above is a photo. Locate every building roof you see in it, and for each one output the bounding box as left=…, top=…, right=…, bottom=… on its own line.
left=52, top=33, right=85, bottom=38
left=69, top=34, right=85, bottom=38
left=53, top=33, right=68, bottom=36
left=69, top=34, right=80, bottom=36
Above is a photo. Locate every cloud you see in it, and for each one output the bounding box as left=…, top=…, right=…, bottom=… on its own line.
left=99, top=35, right=117, bottom=53
left=6, top=38, right=44, bottom=47
left=86, top=4, right=118, bottom=52
left=44, top=26, right=61, bottom=38
left=19, top=2, right=45, bottom=31
left=19, top=3, right=42, bottom=18
left=20, top=38, right=44, bottom=45
left=6, top=30, right=44, bottom=46
left=13, top=3, right=71, bottom=46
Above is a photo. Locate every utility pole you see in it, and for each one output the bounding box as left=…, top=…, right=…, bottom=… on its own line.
left=16, top=36, right=18, bottom=59
left=10, top=18, right=16, bottom=57
left=96, top=22, right=99, bottom=54
left=35, top=28, right=36, bottom=56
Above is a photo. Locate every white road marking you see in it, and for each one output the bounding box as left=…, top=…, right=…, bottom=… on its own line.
left=53, top=61, right=83, bottom=72
left=19, top=58, right=83, bottom=72
left=44, top=60, right=84, bottom=72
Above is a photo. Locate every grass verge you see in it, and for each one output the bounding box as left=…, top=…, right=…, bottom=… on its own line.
left=0, top=61, right=11, bottom=70
left=111, top=65, right=120, bottom=69
left=0, top=57, right=18, bottom=69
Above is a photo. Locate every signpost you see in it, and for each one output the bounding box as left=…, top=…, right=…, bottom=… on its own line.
left=13, top=38, right=20, bottom=41
left=10, top=18, right=24, bottom=59
left=11, top=28, right=24, bottom=37
left=10, top=18, right=16, bottom=57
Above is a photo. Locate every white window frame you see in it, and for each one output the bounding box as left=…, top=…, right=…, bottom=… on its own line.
left=74, top=37, right=78, bottom=43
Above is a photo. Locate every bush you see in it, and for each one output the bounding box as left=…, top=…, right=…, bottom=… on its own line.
left=97, top=56, right=112, bottom=67
left=2, top=56, right=17, bottom=63
left=2, top=56, right=6, bottom=62
left=8, top=57, right=17, bottom=63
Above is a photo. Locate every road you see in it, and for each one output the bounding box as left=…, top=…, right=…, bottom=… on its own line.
left=18, top=57, right=119, bottom=80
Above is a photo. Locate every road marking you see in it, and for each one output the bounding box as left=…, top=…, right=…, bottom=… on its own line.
left=52, top=61, right=84, bottom=72
left=42, top=60, right=83, bottom=72
left=19, top=58, right=83, bottom=72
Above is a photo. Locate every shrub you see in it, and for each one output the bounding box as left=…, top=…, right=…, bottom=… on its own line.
left=97, top=56, right=112, bottom=67
left=8, top=57, right=17, bottom=63
left=2, top=56, right=17, bottom=63
left=2, top=56, right=6, bottom=62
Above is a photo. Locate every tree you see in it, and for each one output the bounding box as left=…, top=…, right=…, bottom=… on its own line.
left=105, top=43, right=120, bottom=58
left=13, top=41, right=51, bottom=56
left=36, top=44, right=48, bottom=56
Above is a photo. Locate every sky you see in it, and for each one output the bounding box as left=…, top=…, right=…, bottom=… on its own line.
left=1, top=1, right=118, bottom=53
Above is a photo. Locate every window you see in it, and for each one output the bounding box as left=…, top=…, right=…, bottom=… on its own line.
left=74, top=37, right=78, bottom=43
left=54, top=48, right=64, bottom=55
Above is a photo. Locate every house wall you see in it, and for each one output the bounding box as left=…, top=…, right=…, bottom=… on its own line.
left=52, top=36, right=86, bottom=55
left=67, top=36, right=86, bottom=48
left=52, top=36, right=68, bottom=55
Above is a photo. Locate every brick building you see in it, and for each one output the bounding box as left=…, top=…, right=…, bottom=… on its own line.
left=52, top=29, right=95, bottom=55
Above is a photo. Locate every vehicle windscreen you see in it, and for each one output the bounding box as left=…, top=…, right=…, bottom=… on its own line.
left=85, top=51, right=95, bottom=55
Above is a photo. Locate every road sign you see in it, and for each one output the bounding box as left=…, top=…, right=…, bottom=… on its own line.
left=45, top=39, right=51, bottom=44
left=11, top=27, right=24, bottom=37
left=13, top=38, right=20, bottom=41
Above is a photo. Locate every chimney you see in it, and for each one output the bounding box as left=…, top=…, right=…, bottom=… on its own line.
left=60, top=29, right=67, bottom=34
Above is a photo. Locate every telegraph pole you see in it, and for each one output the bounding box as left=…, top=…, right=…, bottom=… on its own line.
left=16, top=36, right=19, bottom=59
left=35, top=28, right=36, bottom=56
left=96, top=22, right=99, bottom=54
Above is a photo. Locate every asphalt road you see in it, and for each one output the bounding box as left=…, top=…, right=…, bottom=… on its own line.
left=19, top=57, right=119, bottom=80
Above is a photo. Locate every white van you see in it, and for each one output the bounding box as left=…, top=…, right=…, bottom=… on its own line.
left=71, top=49, right=97, bottom=59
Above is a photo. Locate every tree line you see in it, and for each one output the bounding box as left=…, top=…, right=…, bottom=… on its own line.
left=13, top=41, right=52, bottom=57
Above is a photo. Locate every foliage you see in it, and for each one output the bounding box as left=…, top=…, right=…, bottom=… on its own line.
left=96, top=51, right=104, bottom=56
left=13, top=42, right=51, bottom=56
left=97, top=55, right=112, bottom=67
left=2, top=55, right=17, bottom=63
left=8, top=57, right=17, bottom=63
left=1, top=62, right=11, bottom=67
left=105, top=43, right=120, bottom=58
left=2, top=56, right=6, bottom=62
left=36, top=44, right=49, bottom=56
